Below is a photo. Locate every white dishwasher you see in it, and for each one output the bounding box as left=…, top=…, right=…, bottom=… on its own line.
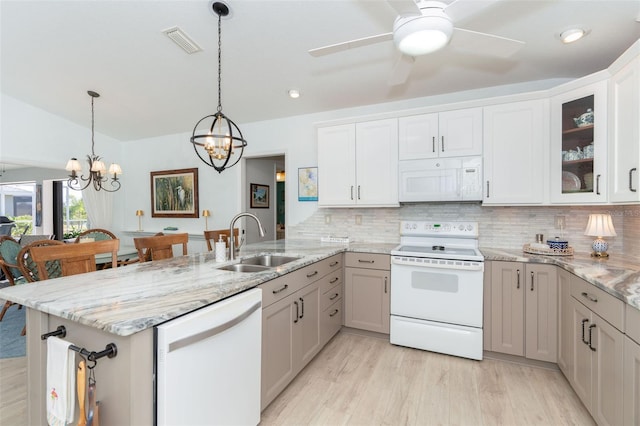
left=155, top=288, right=262, bottom=426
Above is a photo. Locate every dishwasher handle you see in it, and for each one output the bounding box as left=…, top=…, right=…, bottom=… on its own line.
left=168, top=300, right=262, bottom=353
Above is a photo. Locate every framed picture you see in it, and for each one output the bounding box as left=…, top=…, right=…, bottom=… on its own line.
left=250, top=183, right=269, bottom=208
left=298, top=166, right=318, bottom=201
left=150, top=168, right=199, bottom=218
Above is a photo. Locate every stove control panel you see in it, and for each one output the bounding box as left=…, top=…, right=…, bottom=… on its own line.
left=400, top=221, right=478, bottom=238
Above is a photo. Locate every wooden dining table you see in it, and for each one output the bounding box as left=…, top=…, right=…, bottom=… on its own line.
left=94, top=245, right=139, bottom=266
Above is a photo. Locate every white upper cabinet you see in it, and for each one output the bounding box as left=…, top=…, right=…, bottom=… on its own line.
left=483, top=99, right=548, bottom=204
left=398, top=107, right=482, bottom=160
left=609, top=55, right=640, bottom=202
left=550, top=80, right=608, bottom=204
left=318, top=119, right=399, bottom=207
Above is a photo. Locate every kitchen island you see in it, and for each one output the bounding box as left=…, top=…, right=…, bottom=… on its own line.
left=0, top=239, right=394, bottom=425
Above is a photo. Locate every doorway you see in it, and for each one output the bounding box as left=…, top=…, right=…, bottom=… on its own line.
left=244, top=155, right=285, bottom=243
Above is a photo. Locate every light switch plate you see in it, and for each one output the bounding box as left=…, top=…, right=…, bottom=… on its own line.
left=555, top=215, right=566, bottom=229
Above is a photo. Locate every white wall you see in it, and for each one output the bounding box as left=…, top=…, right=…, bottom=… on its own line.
left=1, top=78, right=572, bottom=242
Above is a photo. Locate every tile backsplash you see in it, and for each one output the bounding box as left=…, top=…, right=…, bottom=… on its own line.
left=288, top=203, right=640, bottom=257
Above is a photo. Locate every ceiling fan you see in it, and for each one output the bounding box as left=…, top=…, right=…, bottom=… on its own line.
left=308, top=0, right=525, bottom=85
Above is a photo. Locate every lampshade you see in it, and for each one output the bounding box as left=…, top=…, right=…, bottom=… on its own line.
left=393, top=13, right=453, bottom=56
left=136, top=210, right=144, bottom=217
left=202, top=210, right=211, bottom=217
left=584, top=214, right=617, bottom=237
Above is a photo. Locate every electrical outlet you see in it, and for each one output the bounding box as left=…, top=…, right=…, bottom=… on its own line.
left=324, top=214, right=331, bottom=225
left=555, top=215, right=566, bottom=229
left=355, top=215, right=362, bottom=225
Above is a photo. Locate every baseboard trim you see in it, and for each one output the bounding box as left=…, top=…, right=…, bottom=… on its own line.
left=483, top=350, right=559, bottom=371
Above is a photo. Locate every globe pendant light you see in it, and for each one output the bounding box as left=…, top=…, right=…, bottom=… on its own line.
left=65, top=91, right=122, bottom=192
left=190, top=2, right=247, bottom=174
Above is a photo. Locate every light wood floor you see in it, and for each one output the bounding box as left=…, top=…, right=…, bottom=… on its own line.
left=261, top=330, right=595, bottom=426
left=0, top=330, right=594, bottom=426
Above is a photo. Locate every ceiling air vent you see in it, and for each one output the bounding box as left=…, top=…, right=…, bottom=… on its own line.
left=162, top=26, right=202, bottom=54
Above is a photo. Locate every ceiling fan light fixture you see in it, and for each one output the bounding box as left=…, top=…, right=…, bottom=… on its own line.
left=394, top=14, right=453, bottom=56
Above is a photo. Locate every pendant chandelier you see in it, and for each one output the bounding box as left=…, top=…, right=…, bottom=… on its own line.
left=190, top=1, right=247, bottom=174
left=66, top=91, right=122, bottom=192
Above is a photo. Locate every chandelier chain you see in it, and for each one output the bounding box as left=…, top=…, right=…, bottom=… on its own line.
left=91, top=95, right=96, bottom=156
left=217, top=12, right=222, bottom=113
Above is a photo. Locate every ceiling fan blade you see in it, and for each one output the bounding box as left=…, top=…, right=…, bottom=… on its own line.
left=444, top=0, right=501, bottom=23
left=388, top=53, right=415, bottom=86
left=309, top=32, right=393, bottom=57
left=450, top=27, right=524, bottom=58
left=386, top=0, right=420, bottom=16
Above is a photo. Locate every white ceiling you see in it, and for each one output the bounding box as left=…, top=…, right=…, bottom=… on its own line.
left=1, top=0, right=639, bottom=142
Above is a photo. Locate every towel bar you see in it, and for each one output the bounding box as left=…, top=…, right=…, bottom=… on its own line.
left=41, top=326, right=118, bottom=362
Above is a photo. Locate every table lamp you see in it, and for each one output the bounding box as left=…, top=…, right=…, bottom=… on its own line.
left=136, top=210, right=144, bottom=232
left=202, top=209, right=211, bottom=230
left=584, top=213, right=616, bottom=257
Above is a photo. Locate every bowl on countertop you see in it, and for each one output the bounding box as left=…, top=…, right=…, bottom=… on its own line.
left=547, top=239, right=569, bottom=250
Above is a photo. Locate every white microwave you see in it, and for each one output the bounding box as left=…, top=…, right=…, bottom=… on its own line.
left=398, top=156, right=483, bottom=202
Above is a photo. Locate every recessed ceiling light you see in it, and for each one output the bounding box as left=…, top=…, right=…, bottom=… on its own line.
left=560, top=28, right=586, bottom=44
left=288, top=89, right=300, bottom=99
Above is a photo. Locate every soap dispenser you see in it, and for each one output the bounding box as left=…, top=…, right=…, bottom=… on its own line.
left=215, top=235, right=227, bottom=262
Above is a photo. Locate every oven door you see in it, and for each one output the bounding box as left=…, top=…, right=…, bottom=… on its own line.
left=390, top=256, right=483, bottom=327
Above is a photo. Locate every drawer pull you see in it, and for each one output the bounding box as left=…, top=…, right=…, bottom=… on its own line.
left=272, top=284, right=289, bottom=294
left=329, top=293, right=339, bottom=301
left=581, top=292, right=598, bottom=303
left=306, top=270, right=318, bottom=278
left=329, top=309, right=339, bottom=317
left=294, top=301, right=299, bottom=324
left=358, top=259, right=375, bottom=264
left=299, top=297, right=304, bottom=319
left=329, top=277, right=339, bottom=284
left=630, top=168, right=637, bottom=192
left=588, top=324, right=596, bottom=352
left=516, top=269, right=520, bottom=289
left=330, top=261, right=339, bottom=267
left=384, top=276, right=388, bottom=294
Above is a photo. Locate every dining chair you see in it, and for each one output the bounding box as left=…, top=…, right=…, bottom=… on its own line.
left=73, top=228, right=116, bottom=243
left=18, top=234, right=54, bottom=247
left=29, top=239, right=120, bottom=279
left=17, top=239, right=65, bottom=283
left=134, top=233, right=188, bottom=262
left=204, top=228, right=240, bottom=252
left=74, top=228, right=138, bottom=267
left=0, top=236, right=27, bottom=321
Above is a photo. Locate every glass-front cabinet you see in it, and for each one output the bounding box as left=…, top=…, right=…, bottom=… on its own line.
left=550, top=80, right=607, bottom=203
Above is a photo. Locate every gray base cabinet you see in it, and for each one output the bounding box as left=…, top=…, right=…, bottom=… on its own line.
left=567, top=274, right=625, bottom=426
left=344, top=253, right=390, bottom=334
left=260, top=254, right=342, bottom=410
left=489, top=261, right=557, bottom=362
left=557, top=268, right=573, bottom=376
left=624, top=305, right=640, bottom=425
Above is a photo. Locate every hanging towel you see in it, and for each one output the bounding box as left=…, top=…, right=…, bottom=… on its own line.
left=46, top=336, right=76, bottom=426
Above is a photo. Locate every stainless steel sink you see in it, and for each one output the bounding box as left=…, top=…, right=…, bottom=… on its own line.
left=241, top=255, right=300, bottom=267
left=218, top=263, right=272, bottom=273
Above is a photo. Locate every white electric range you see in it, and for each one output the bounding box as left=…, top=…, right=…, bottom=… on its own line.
left=390, top=220, right=484, bottom=360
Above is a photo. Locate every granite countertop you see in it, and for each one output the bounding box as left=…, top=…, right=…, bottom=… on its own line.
left=481, top=247, right=640, bottom=312
left=0, top=239, right=396, bottom=337
left=2, top=239, right=639, bottom=338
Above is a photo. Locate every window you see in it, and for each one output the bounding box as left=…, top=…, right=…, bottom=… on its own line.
left=61, top=181, right=87, bottom=238
left=0, top=182, right=36, bottom=236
